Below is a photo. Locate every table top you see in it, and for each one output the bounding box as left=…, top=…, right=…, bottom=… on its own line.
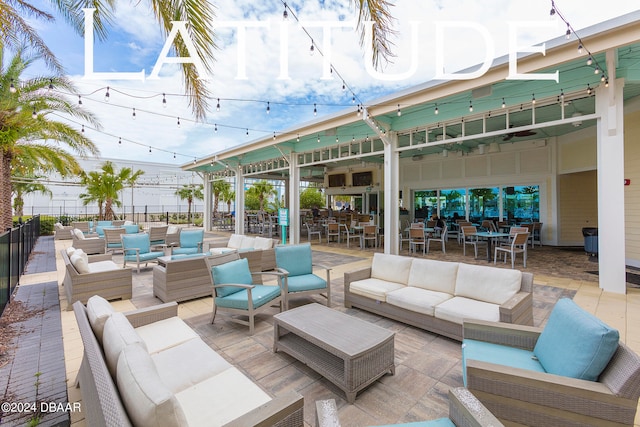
left=474, top=231, right=511, bottom=238
left=274, top=303, right=394, bottom=357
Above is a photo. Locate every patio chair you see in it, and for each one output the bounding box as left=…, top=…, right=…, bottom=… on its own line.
left=461, top=225, right=486, bottom=258
left=70, top=228, right=105, bottom=255
left=103, top=227, right=126, bottom=254
left=462, top=298, right=640, bottom=427
left=409, top=227, right=425, bottom=255
left=532, top=221, right=543, bottom=247
left=494, top=232, right=529, bottom=268
left=71, top=221, right=91, bottom=234
left=275, top=243, right=331, bottom=310
left=341, top=223, right=362, bottom=248
left=121, top=233, right=164, bottom=273
left=172, top=229, right=204, bottom=255
left=361, top=225, right=378, bottom=249
left=304, top=222, right=322, bottom=243
left=327, top=222, right=340, bottom=243
left=426, top=224, right=447, bottom=254
left=147, top=225, right=168, bottom=247
left=206, top=253, right=285, bottom=334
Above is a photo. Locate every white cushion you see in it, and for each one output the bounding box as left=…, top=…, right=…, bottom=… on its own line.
left=66, top=246, right=76, bottom=256
left=349, top=278, right=406, bottom=302
left=87, top=260, right=119, bottom=273
left=370, top=253, right=413, bottom=285
left=175, top=368, right=271, bottom=427
left=407, top=259, right=458, bottom=294
left=54, top=222, right=63, bottom=230
left=239, top=236, right=255, bottom=249
left=209, top=247, right=236, bottom=255
left=454, top=263, right=522, bottom=305
left=254, top=237, right=273, bottom=250
left=135, top=317, right=200, bottom=354
left=434, top=296, right=500, bottom=325
left=86, top=295, right=115, bottom=342
left=151, top=339, right=232, bottom=394
left=124, top=220, right=134, bottom=225
left=227, top=234, right=244, bottom=249
left=73, top=228, right=85, bottom=240
left=102, top=312, right=147, bottom=377
left=70, top=250, right=90, bottom=274
left=167, top=225, right=178, bottom=234
left=117, top=343, right=188, bottom=427
left=386, top=287, right=453, bottom=316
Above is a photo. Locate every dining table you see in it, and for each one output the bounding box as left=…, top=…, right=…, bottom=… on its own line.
left=474, top=231, right=511, bottom=262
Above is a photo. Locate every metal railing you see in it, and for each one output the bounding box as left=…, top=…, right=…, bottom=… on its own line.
left=0, top=216, right=41, bottom=315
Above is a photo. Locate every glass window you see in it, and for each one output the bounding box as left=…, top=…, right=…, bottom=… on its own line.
left=413, top=190, right=437, bottom=220
left=469, top=187, right=499, bottom=223
left=440, top=189, right=466, bottom=221
left=503, top=185, right=539, bottom=223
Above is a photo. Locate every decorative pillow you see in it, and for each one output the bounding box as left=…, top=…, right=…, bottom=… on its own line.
left=275, top=243, right=313, bottom=276
left=454, top=263, right=521, bottom=305
left=54, top=222, right=63, bottom=230
left=533, top=298, right=619, bottom=381
left=102, top=312, right=147, bottom=377
left=167, top=225, right=178, bottom=235
left=70, top=250, right=90, bottom=274
left=212, top=258, right=253, bottom=297
left=117, top=343, right=187, bottom=427
left=66, top=246, right=76, bottom=257
left=254, top=237, right=273, bottom=250
left=86, top=295, right=115, bottom=341
left=227, top=234, right=243, bottom=248
left=73, top=228, right=86, bottom=240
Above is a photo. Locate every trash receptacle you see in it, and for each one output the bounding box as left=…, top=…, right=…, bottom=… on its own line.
left=582, top=227, right=598, bottom=256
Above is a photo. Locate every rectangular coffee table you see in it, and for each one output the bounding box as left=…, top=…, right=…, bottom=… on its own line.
left=273, top=303, right=395, bottom=403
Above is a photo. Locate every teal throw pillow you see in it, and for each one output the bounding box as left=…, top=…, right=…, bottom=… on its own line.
left=212, top=258, right=253, bottom=297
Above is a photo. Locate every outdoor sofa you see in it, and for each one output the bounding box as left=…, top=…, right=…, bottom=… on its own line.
left=60, top=248, right=132, bottom=310
left=73, top=296, right=304, bottom=426
left=206, top=234, right=278, bottom=270
left=344, top=253, right=533, bottom=341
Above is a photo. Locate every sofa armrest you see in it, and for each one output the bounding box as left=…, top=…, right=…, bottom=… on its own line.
left=463, top=320, right=541, bottom=350
left=223, top=391, right=303, bottom=427
left=344, top=267, right=372, bottom=291
left=124, top=302, right=178, bottom=327
left=499, top=290, right=533, bottom=325
left=448, top=387, right=504, bottom=427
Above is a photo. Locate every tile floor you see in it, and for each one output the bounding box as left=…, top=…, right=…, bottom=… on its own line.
left=22, top=232, right=640, bottom=426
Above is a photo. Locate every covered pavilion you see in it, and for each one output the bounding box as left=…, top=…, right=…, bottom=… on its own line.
left=184, top=11, right=640, bottom=294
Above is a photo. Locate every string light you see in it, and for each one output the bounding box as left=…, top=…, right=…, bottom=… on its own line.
left=78, top=95, right=82, bottom=105
left=313, top=103, right=317, bottom=116
left=397, top=104, right=402, bottom=116
left=594, top=66, right=600, bottom=75
left=273, top=131, right=276, bottom=140
left=317, top=135, right=320, bottom=143
left=565, top=23, right=571, bottom=39
left=282, top=2, right=288, bottom=19
left=587, top=84, right=592, bottom=95
left=587, top=56, right=593, bottom=66
left=501, top=98, right=506, bottom=108
left=214, top=124, right=218, bottom=133
left=216, top=98, right=220, bottom=111
left=246, top=128, right=249, bottom=136
left=162, top=93, right=167, bottom=107
left=104, top=86, right=110, bottom=102
left=578, top=43, right=583, bottom=54
left=177, top=117, right=181, bottom=128
left=309, top=42, right=315, bottom=56
left=296, top=134, right=300, bottom=142
left=532, top=94, right=536, bottom=104
left=81, top=125, right=85, bottom=133
left=119, top=137, right=122, bottom=145
left=48, top=79, right=54, bottom=92
left=149, top=146, right=152, bottom=153
left=9, top=79, right=16, bottom=93
left=342, top=82, right=346, bottom=91
left=32, top=106, right=37, bottom=119
left=132, top=108, right=136, bottom=120
left=266, top=101, right=270, bottom=114
left=469, top=101, right=473, bottom=112
left=173, top=153, right=176, bottom=159
left=434, top=104, right=439, bottom=115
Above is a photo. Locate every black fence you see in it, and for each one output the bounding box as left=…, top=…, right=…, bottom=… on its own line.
left=0, top=216, right=41, bottom=315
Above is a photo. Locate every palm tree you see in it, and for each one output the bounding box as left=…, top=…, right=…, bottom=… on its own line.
left=11, top=174, right=52, bottom=217
left=79, top=161, right=144, bottom=220
left=1, top=2, right=394, bottom=121
left=175, top=184, right=203, bottom=224
left=211, top=180, right=230, bottom=216
left=0, top=48, right=100, bottom=229
left=221, top=186, right=235, bottom=215
left=247, top=180, right=276, bottom=212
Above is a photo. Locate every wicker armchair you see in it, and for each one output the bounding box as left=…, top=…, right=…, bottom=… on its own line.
left=70, top=229, right=105, bottom=255
left=463, top=319, right=640, bottom=426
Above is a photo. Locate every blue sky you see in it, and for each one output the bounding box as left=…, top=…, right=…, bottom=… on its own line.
left=25, top=0, right=640, bottom=165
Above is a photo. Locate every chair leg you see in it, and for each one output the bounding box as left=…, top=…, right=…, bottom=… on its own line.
left=494, top=247, right=498, bottom=264
left=211, top=304, right=217, bottom=324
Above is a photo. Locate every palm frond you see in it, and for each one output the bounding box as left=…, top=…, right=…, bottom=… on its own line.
left=353, top=0, right=397, bottom=69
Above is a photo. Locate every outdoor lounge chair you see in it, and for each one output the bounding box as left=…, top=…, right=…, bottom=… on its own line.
left=103, top=227, right=125, bottom=253
left=70, top=228, right=105, bottom=255
left=275, top=243, right=331, bottom=310
left=121, top=233, right=164, bottom=273
left=147, top=225, right=168, bottom=247
left=462, top=298, right=640, bottom=426
left=172, top=228, right=204, bottom=255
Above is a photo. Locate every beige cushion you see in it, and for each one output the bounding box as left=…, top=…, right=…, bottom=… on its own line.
left=66, top=246, right=76, bottom=256
left=86, top=295, right=115, bottom=342
left=349, top=278, right=405, bottom=302
left=87, top=260, right=119, bottom=273
left=73, top=228, right=85, bottom=240
left=117, top=343, right=188, bottom=427
left=70, top=250, right=90, bottom=274
left=175, top=368, right=271, bottom=427
left=386, top=287, right=453, bottom=316
left=54, top=222, right=63, bottom=230
left=454, top=263, right=521, bottom=305
left=135, top=317, right=199, bottom=354
left=227, top=234, right=243, bottom=249
left=407, top=259, right=458, bottom=294
left=239, top=236, right=255, bottom=249
left=209, top=247, right=236, bottom=255
left=167, top=225, right=179, bottom=234
left=103, top=312, right=147, bottom=377
left=434, top=296, right=500, bottom=324
left=254, top=237, right=273, bottom=250
left=371, top=253, right=413, bottom=285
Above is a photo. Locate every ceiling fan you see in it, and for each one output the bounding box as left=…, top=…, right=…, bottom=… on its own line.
left=503, top=126, right=537, bottom=141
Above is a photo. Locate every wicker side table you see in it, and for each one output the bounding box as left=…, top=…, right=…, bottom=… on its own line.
left=273, top=303, right=395, bottom=403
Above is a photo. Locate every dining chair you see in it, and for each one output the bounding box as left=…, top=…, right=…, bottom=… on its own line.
left=532, top=222, right=543, bottom=247
left=481, top=220, right=497, bottom=233
left=494, top=232, right=529, bottom=268
left=305, top=222, right=322, bottom=244
left=461, top=225, right=486, bottom=258
left=409, top=227, right=426, bottom=255
left=341, top=223, right=362, bottom=248
left=327, top=222, right=340, bottom=243
left=426, top=224, right=447, bottom=254
left=521, top=223, right=535, bottom=248
left=362, top=225, right=378, bottom=249
left=499, top=226, right=528, bottom=246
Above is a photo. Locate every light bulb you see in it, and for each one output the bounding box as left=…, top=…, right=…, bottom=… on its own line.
left=132, top=108, right=136, bottom=120
left=309, top=43, right=315, bottom=56
left=283, top=2, right=288, bottom=19
left=266, top=101, right=270, bottom=114
left=435, top=104, right=439, bottom=114
left=397, top=104, right=401, bottom=116
left=469, top=101, right=473, bottom=112
left=48, top=79, right=54, bottom=92
left=78, top=95, right=82, bottom=105
left=177, top=117, right=181, bottom=128
left=216, top=98, right=220, bottom=111
left=119, top=137, right=122, bottom=145
left=532, top=94, right=536, bottom=104
left=9, top=79, right=16, bottom=93
left=104, top=86, right=110, bottom=102
left=501, top=98, right=506, bottom=108
left=313, top=103, right=317, bottom=116
left=296, top=134, right=300, bottom=142
left=81, top=125, right=85, bottom=133
left=342, top=82, right=346, bottom=91
left=149, top=146, right=152, bottom=154
left=32, top=106, right=37, bottom=119
left=246, top=128, right=249, bottom=136
left=594, top=67, right=600, bottom=75
left=162, top=93, right=167, bottom=107
left=578, top=43, right=583, bottom=54
left=587, top=56, right=593, bottom=66
left=173, top=153, right=176, bottom=159
left=273, top=132, right=276, bottom=140
left=214, top=124, right=218, bottom=133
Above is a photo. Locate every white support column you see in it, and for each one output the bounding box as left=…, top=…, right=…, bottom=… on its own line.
left=288, top=154, right=300, bottom=244
left=384, top=132, right=400, bottom=254
left=596, top=57, right=626, bottom=294
left=203, top=173, right=212, bottom=232
left=235, top=169, right=245, bottom=235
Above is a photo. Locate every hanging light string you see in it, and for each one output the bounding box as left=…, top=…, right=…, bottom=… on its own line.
left=550, top=0, right=609, bottom=85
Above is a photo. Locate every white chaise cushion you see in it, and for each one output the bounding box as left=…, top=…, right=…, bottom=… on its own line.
left=87, top=260, right=119, bottom=273
left=135, top=317, right=200, bottom=354
left=386, top=287, right=453, bottom=316
left=240, top=236, right=255, bottom=249
left=175, top=367, right=271, bottom=427
left=86, top=295, right=115, bottom=341
left=70, top=249, right=90, bottom=274
left=454, top=263, right=522, bottom=305
left=434, top=296, right=500, bottom=324
left=117, top=343, right=188, bottom=427
left=349, top=278, right=405, bottom=302
left=151, top=338, right=233, bottom=394
left=103, top=312, right=147, bottom=377
left=407, top=259, right=459, bottom=294
left=370, top=253, right=413, bottom=285
left=254, top=236, right=273, bottom=250
left=227, top=234, right=243, bottom=249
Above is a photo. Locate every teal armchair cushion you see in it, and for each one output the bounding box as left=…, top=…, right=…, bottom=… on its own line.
left=122, top=233, right=151, bottom=256
left=212, top=258, right=253, bottom=298
left=533, top=298, right=619, bottom=381
left=286, top=274, right=326, bottom=292
left=123, top=224, right=139, bottom=234
left=180, top=229, right=204, bottom=249
left=97, top=220, right=112, bottom=227
left=275, top=243, right=312, bottom=276
left=215, top=285, right=281, bottom=310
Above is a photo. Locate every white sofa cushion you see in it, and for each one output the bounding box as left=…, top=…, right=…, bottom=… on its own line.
left=454, top=263, right=522, bottom=305
left=407, top=259, right=459, bottom=294
left=370, top=253, right=413, bottom=285
left=135, top=317, right=200, bottom=354
left=103, top=312, right=147, bottom=377
left=86, top=295, right=115, bottom=341
left=175, top=367, right=271, bottom=427
left=66, top=246, right=76, bottom=256
left=254, top=236, right=273, bottom=250
left=70, top=249, right=90, bottom=274
left=386, top=287, right=453, bottom=316
left=117, top=343, right=188, bottom=427
left=240, top=236, right=255, bottom=249
left=151, top=338, right=232, bottom=394
left=434, top=296, right=501, bottom=325
left=349, top=278, right=406, bottom=302
left=209, top=247, right=237, bottom=255
left=73, top=228, right=85, bottom=240
left=227, top=234, right=243, bottom=249
left=87, top=260, right=119, bottom=273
